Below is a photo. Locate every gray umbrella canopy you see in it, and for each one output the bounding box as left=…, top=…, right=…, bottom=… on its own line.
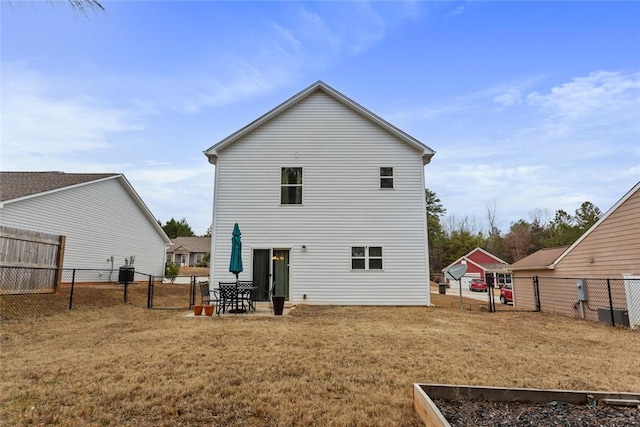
left=229, top=223, right=243, bottom=280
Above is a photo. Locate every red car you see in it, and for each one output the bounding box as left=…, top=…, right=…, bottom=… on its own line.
left=500, top=283, right=513, bottom=304
left=469, top=278, right=488, bottom=292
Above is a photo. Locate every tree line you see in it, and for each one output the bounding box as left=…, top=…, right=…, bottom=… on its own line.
left=426, top=189, right=603, bottom=274
left=159, top=218, right=211, bottom=239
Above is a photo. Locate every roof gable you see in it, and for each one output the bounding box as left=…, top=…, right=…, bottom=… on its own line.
left=553, top=181, right=640, bottom=266
left=203, top=81, right=435, bottom=165
left=509, top=182, right=639, bottom=271
left=443, top=247, right=508, bottom=271
left=0, top=171, right=171, bottom=244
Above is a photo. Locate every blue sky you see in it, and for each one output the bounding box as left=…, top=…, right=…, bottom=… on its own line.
left=2, top=1, right=639, bottom=235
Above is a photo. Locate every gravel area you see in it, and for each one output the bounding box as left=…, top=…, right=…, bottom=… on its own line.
left=433, top=399, right=639, bottom=426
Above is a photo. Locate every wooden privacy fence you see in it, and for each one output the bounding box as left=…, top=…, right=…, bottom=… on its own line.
left=0, top=226, right=66, bottom=294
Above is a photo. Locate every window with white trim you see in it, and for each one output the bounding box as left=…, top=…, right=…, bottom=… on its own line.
left=380, top=167, right=394, bottom=189
left=195, top=254, right=203, bottom=264
left=497, top=273, right=512, bottom=285
left=351, top=246, right=383, bottom=270
left=281, top=167, right=303, bottom=204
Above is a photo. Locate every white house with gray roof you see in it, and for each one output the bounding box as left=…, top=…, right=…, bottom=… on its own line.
left=204, top=81, right=435, bottom=305
left=0, top=172, right=171, bottom=279
left=167, top=237, right=211, bottom=266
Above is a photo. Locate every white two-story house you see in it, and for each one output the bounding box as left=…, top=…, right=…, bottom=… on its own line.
left=204, top=81, right=435, bottom=305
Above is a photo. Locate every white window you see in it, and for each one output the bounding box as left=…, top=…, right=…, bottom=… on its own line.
left=166, top=253, right=172, bottom=263
left=195, top=254, right=203, bottom=264
left=498, top=273, right=512, bottom=285
left=380, top=167, right=394, bottom=189
left=281, top=167, right=303, bottom=204
left=351, top=246, right=383, bottom=270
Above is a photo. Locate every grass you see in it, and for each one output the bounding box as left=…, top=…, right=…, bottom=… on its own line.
left=1, top=293, right=639, bottom=426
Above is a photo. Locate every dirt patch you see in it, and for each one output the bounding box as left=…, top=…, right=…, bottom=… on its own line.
left=434, top=399, right=639, bottom=426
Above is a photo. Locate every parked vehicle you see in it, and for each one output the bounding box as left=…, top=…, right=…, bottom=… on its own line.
left=500, top=283, right=513, bottom=304
left=469, top=278, right=488, bottom=292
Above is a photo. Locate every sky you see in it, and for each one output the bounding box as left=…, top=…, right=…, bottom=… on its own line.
left=2, top=1, right=639, bottom=236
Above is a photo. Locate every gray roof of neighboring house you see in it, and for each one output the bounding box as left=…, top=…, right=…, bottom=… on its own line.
left=169, top=237, right=211, bottom=253
left=509, top=247, right=569, bottom=271
left=0, top=172, right=118, bottom=202
left=0, top=171, right=171, bottom=244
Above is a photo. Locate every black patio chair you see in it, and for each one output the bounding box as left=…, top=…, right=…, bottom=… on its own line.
left=268, top=283, right=275, bottom=314
left=218, top=282, right=239, bottom=314
left=238, top=281, right=255, bottom=312
left=199, top=281, right=220, bottom=312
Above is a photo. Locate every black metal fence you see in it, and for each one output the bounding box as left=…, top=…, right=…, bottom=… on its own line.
left=146, top=275, right=207, bottom=310
left=433, top=273, right=639, bottom=329
left=0, top=266, right=206, bottom=321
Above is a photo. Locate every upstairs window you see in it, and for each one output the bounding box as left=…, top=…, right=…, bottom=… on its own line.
left=281, top=167, right=302, bottom=205
left=380, top=167, right=394, bottom=189
left=351, top=246, right=384, bottom=270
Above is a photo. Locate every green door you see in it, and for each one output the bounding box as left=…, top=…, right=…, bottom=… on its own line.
left=272, top=249, right=289, bottom=300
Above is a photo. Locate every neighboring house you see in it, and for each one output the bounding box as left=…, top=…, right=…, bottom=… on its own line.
left=509, top=182, right=640, bottom=323
left=0, top=172, right=171, bottom=280
left=442, top=247, right=511, bottom=289
left=204, top=81, right=435, bottom=305
left=167, top=237, right=211, bottom=266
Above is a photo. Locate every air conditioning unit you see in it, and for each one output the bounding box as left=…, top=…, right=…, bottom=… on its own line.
left=597, top=308, right=630, bottom=327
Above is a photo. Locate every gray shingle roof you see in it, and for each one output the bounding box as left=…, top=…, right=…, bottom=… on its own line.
left=509, top=247, right=569, bottom=271
left=169, top=237, right=211, bottom=253
left=0, top=172, right=119, bottom=202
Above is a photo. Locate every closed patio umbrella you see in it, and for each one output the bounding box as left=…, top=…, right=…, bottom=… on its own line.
left=229, top=223, right=243, bottom=282
left=228, top=223, right=245, bottom=313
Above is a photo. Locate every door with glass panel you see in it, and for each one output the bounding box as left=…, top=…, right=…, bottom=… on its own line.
left=252, top=249, right=270, bottom=301
left=272, top=249, right=290, bottom=300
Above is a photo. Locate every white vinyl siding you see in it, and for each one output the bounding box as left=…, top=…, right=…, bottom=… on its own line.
left=0, top=178, right=167, bottom=279
left=210, top=90, right=430, bottom=305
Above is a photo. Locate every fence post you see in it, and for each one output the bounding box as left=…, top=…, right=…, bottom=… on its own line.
left=606, top=279, right=615, bottom=327
left=488, top=282, right=494, bottom=312
left=190, top=276, right=196, bottom=308
left=533, top=276, right=542, bottom=311
left=69, top=269, right=76, bottom=310
left=124, top=274, right=129, bottom=303
left=147, top=275, right=153, bottom=309
left=54, top=235, right=66, bottom=292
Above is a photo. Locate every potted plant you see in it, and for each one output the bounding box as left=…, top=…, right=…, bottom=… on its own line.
left=203, top=305, right=214, bottom=316
left=193, top=305, right=203, bottom=316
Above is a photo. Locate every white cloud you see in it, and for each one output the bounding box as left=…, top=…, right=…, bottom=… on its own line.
left=494, top=89, right=522, bottom=107
left=1, top=63, right=142, bottom=168
left=420, top=70, right=640, bottom=232
left=528, top=71, right=640, bottom=117
left=526, top=70, right=640, bottom=137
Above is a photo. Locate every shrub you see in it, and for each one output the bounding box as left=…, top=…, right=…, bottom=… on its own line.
left=196, top=252, right=210, bottom=268
left=165, top=262, right=180, bottom=283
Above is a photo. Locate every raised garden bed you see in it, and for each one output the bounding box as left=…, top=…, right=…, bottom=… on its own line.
left=413, top=383, right=640, bottom=427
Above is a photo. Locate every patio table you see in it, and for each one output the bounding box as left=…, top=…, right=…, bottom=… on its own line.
left=218, top=282, right=255, bottom=314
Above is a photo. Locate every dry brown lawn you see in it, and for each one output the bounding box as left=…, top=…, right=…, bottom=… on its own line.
left=1, top=294, right=639, bottom=426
